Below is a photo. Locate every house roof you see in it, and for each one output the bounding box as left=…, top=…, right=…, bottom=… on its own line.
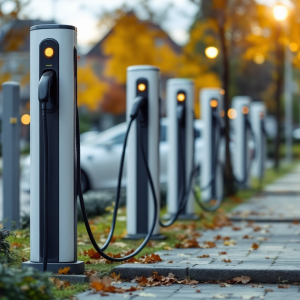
left=0, top=19, right=55, bottom=53
left=86, top=12, right=181, bottom=58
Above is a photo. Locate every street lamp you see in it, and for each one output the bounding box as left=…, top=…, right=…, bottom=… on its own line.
left=273, top=3, right=292, bottom=166
left=205, top=46, right=218, bottom=59
left=253, top=53, right=265, bottom=64
left=273, top=4, right=288, bottom=21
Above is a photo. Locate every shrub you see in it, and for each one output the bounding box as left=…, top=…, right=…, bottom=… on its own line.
left=0, top=229, right=15, bottom=263
left=0, top=264, right=54, bottom=300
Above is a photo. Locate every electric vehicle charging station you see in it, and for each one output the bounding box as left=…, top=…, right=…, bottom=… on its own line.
left=22, top=24, right=84, bottom=273
left=232, top=96, right=252, bottom=188
left=250, top=101, right=267, bottom=179
left=165, top=79, right=198, bottom=220
left=125, top=66, right=164, bottom=240
left=200, top=88, right=224, bottom=205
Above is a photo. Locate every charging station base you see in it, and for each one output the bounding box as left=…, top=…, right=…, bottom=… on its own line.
left=162, top=213, right=200, bottom=221
left=123, top=233, right=166, bottom=240
left=21, top=260, right=85, bottom=274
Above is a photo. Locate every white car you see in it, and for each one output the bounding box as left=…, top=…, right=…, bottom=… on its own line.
left=21, top=118, right=204, bottom=192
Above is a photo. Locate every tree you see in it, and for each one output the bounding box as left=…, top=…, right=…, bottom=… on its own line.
left=244, top=2, right=300, bottom=169
left=77, top=64, right=108, bottom=110
left=188, top=0, right=257, bottom=195
left=98, top=9, right=219, bottom=117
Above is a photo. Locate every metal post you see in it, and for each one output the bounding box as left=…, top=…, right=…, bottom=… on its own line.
left=284, top=47, right=293, bottom=163
left=2, top=82, right=20, bottom=230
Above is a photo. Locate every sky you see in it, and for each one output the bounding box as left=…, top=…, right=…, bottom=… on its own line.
left=3, top=0, right=293, bottom=53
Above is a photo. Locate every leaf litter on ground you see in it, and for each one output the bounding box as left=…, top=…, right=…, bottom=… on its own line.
left=132, top=272, right=199, bottom=287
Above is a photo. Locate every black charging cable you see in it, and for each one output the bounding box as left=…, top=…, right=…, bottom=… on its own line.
left=193, top=112, right=225, bottom=212
left=38, top=70, right=55, bottom=272
left=76, top=96, right=159, bottom=262
left=232, top=116, right=256, bottom=185
left=41, top=102, right=48, bottom=272
left=159, top=110, right=199, bottom=227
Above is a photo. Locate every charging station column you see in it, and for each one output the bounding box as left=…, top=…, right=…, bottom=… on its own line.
left=232, top=96, right=251, bottom=187
left=166, top=79, right=197, bottom=220
left=126, top=66, right=164, bottom=240
left=200, top=88, right=224, bottom=203
left=22, top=24, right=84, bottom=273
left=250, top=101, right=266, bottom=179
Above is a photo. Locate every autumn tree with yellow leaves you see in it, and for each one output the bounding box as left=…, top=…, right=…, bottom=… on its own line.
left=188, top=0, right=258, bottom=195
left=98, top=10, right=219, bottom=117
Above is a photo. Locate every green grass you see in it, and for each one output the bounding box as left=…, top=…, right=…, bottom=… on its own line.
left=5, top=160, right=299, bottom=299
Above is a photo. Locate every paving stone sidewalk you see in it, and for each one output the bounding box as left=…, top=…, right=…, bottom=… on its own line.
left=76, top=166, right=300, bottom=299
left=77, top=282, right=300, bottom=299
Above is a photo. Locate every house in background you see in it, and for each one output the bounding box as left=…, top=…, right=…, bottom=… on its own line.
left=84, top=12, right=182, bottom=131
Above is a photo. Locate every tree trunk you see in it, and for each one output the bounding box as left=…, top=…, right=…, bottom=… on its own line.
left=218, top=12, right=236, bottom=196
left=274, top=23, right=284, bottom=171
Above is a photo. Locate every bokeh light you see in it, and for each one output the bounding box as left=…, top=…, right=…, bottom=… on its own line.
left=242, top=106, right=249, bottom=114
left=138, top=83, right=146, bottom=91
left=21, top=114, right=30, bottom=125
left=273, top=4, right=288, bottom=21
left=228, top=108, right=237, bottom=119
left=253, top=53, right=265, bottom=64
left=177, top=93, right=185, bottom=102
left=289, top=42, right=298, bottom=52
left=210, top=99, right=218, bottom=108
left=205, top=46, right=218, bottom=59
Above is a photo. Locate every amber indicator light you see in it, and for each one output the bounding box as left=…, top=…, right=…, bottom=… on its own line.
left=138, top=83, right=146, bottom=91
left=44, top=47, right=54, bottom=58
left=177, top=93, right=185, bottom=102
left=210, top=99, right=218, bottom=108
left=242, top=106, right=249, bottom=114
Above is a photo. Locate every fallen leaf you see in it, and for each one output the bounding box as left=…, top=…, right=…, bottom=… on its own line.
left=110, top=272, right=121, bottom=281
left=58, top=267, right=71, bottom=275
left=232, top=276, right=251, bottom=284
left=265, top=257, right=269, bottom=259
left=243, top=235, right=253, bottom=239
left=223, top=240, right=236, bottom=246
left=164, top=246, right=173, bottom=251
left=196, top=289, right=201, bottom=293
left=202, top=241, right=217, bottom=249
left=251, top=243, right=259, bottom=250
left=265, top=289, right=273, bottom=292
left=21, top=257, right=28, bottom=262
left=219, top=252, right=227, bottom=255
left=175, top=238, right=200, bottom=249
left=84, top=269, right=98, bottom=277
left=10, top=242, right=23, bottom=249
left=232, top=227, right=241, bottom=231
left=222, top=259, right=231, bottom=263
left=253, top=226, right=261, bottom=232
left=168, top=261, right=173, bottom=263
left=278, top=285, right=290, bottom=289
left=197, top=254, right=210, bottom=258
left=50, top=278, right=70, bottom=289
left=90, top=275, right=139, bottom=294
left=220, top=283, right=231, bottom=287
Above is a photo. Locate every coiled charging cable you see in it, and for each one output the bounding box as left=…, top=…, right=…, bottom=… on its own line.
left=193, top=111, right=225, bottom=212
left=232, top=116, right=256, bottom=185
left=159, top=111, right=199, bottom=227
left=76, top=96, right=159, bottom=262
